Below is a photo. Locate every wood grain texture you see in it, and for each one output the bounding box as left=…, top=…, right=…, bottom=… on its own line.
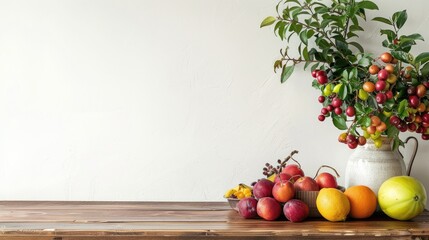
left=0, top=201, right=427, bottom=239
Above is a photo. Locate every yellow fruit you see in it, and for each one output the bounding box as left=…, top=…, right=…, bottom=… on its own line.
left=224, top=189, right=236, bottom=198
left=323, top=84, right=333, bottom=96
left=316, top=188, right=350, bottom=222
left=378, top=176, right=427, bottom=220
left=235, top=191, right=245, bottom=199
left=333, top=83, right=342, bottom=93
left=374, top=138, right=383, bottom=148
left=243, top=188, right=252, bottom=197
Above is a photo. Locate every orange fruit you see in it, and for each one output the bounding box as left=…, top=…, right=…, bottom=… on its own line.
left=384, top=64, right=395, bottom=74
left=316, top=188, right=350, bottom=222
left=368, top=65, right=380, bottom=75
left=363, top=82, right=375, bottom=93
left=370, top=116, right=381, bottom=126
left=380, top=52, right=393, bottom=63
left=344, top=185, right=377, bottom=219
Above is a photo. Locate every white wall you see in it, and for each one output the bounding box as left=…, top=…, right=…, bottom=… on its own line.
left=0, top=0, right=427, bottom=203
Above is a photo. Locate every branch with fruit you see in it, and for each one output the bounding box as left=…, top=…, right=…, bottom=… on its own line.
left=261, top=0, right=429, bottom=149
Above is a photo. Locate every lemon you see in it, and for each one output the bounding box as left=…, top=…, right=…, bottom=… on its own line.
left=316, top=188, right=350, bottom=222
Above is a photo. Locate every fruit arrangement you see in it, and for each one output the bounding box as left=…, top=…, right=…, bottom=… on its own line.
left=260, top=0, right=429, bottom=149
left=225, top=150, right=427, bottom=222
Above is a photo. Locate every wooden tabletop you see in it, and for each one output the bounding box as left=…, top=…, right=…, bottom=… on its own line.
left=0, top=201, right=428, bottom=240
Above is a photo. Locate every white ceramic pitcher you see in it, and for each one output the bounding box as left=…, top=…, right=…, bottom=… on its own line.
left=344, top=136, right=418, bottom=195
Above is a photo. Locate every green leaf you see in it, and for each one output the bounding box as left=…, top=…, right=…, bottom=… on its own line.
left=357, top=116, right=371, bottom=127
left=380, top=29, right=396, bottom=42
left=332, top=115, right=348, bottom=130
left=372, top=17, right=392, bottom=25
left=281, top=65, right=295, bottom=83
left=303, top=46, right=309, bottom=61
left=393, top=10, right=407, bottom=30
left=357, top=1, right=378, bottom=10
left=391, top=51, right=410, bottom=63
left=403, top=33, right=424, bottom=41
left=260, top=16, right=276, bottom=28
left=349, top=41, right=364, bottom=53
left=338, top=84, right=348, bottom=100
left=420, top=62, right=429, bottom=76
left=299, top=30, right=308, bottom=45
left=342, top=69, right=349, bottom=81
left=358, top=56, right=371, bottom=67
left=349, top=67, right=358, bottom=79
left=415, top=52, right=429, bottom=64
left=398, top=99, right=409, bottom=119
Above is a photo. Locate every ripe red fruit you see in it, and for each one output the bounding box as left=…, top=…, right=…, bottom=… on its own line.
left=376, top=92, right=387, bottom=104
left=334, top=107, right=342, bottom=115
left=316, top=70, right=327, bottom=77
left=274, top=172, right=292, bottom=184
left=358, top=136, right=367, bottom=146
left=423, top=81, right=429, bottom=89
left=407, top=86, right=417, bottom=96
left=311, top=70, right=319, bottom=78
left=390, top=116, right=401, bottom=126
left=318, top=96, right=325, bottom=103
left=272, top=181, right=295, bottom=203
left=256, top=197, right=282, bottom=221
left=282, top=164, right=304, bottom=182
left=318, top=115, right=326, bottom=121
left=321, top=108, right=329, bottom=115
left=283, top=199, right=310, bottom=222
left=375, top=81, right=386, bottom=91
left=315, top=172, right=338, bottom=189
left=422, top=113, right=429, bottom=123
left=317, top=75, right=328, bottom=84
left=237, top=198, right=258, bottom=219
left=408, top=123, right=417, bottom=132
left=422, top=134, right=429, bottom=140
left=409, top=95, right=420, bottom=108
left=331, top=97, right=343, bottom=108
left=386, top=90, right=393, bottom=99
left=346, top=106, right=355, bottom=117
left=253, top=179, right=274, bottom=199
left=326, top=105, right=334, bottom=112
left=294, top=176, right=320, bottom=191
left=346, top=134, right=357, bottom=144
left=377, top=69, right=389, bottom=81
left=348, top=141, right=358, bottom=149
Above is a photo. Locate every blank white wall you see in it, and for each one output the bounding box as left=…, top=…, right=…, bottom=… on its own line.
left=0, top=0, right=427, bottom=203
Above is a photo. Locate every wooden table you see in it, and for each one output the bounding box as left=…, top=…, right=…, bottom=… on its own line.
left=0, top=201, right=428, bottom=240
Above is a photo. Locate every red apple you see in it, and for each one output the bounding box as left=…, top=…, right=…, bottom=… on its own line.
left=294, top=176, right=320, bottom=191
left=409, top=95, right=420, bottom=108
left=253, top=179, right=274, bottom=199
left=377, top=69, right=389, bottom=81
left=315, top=172, right=338, bottom=189
left=272, top=181, right=295, bottom=203
left=282, top=164, right=304, bottom=182
left=274, top=172, right=292, bottom=184
left=256, top=197, right=282, bottom=221
left=283, top=199, right=310, bottom=222
left=237, top=197, right=258, bottom=219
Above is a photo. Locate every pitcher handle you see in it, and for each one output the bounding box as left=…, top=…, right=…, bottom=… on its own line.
left=398, top=136, right=419, bottom=176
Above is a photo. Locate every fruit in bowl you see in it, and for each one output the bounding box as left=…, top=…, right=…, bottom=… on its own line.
left=224, top=183, right=253, bottom=211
